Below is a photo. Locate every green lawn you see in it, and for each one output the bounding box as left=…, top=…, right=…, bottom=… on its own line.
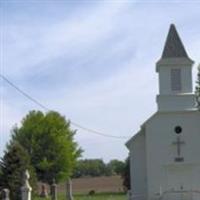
left=75, top=193, right=126, bottom=200
left=34, top=193, right=126, bottom=200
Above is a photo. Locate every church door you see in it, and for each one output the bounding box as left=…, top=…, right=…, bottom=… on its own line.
left=166, top=165, right=194, bottom=191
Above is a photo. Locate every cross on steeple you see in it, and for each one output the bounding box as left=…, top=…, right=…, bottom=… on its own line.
left=172, top=136, right=185, bottom=162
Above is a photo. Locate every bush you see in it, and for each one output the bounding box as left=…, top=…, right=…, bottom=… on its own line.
left=88, top=190, right=96, bottom=195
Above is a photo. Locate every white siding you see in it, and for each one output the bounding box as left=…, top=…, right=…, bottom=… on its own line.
left=129, top=130, right=147, bottom=198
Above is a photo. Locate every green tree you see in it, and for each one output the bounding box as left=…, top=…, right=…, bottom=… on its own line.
left=73, top=159, right=109, bottom=178
left=0, top=142, right=37, bottom=200
left=11, top=110, right=82, bottom=184
left=195, top=64, right=200, bottom=110
left=107, top=159, right=126, bottom=175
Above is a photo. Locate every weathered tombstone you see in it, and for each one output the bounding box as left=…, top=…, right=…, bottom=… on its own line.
left=40, top=184, right=48, bottom=198
left=66, top=179, right=73, bottom=200
left=21, top=170, right=32, bottom=200
left=1, top=189, right=10, bottom=200
left=50, top=179, right=57, bottom=200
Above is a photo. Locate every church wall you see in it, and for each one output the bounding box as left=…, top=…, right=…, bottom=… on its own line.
left=181, top=66, right=193, bottom=92
left=158, top=66, right=171, bottom=95
left=145, top=111, right=200, bottom=200
left=129, top=130, right=147, bottom=199
left=157, top=94, right=196, bottom=111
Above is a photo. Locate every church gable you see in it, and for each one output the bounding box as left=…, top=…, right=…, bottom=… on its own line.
left=145, top=111, right=200, bottom=164
left=145, top=111, right=200, bottom=197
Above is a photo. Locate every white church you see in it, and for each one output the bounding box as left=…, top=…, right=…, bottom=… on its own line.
left=126, top=24, right=200, bottom=200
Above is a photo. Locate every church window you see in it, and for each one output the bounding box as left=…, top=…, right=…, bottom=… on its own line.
left=174, top=126, right=182, bottom=134
left=171, top=69, right=182, bottom=91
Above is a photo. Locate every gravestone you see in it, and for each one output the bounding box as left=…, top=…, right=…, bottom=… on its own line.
left=21, top=170, right=32, bottom=200
left=50, top=179, right=57, bottom=200
left=40, top=184, right=48, bottom=198
left=66, top=179, right=73, bottom=200
left=1, top=189, right=10, bottom=200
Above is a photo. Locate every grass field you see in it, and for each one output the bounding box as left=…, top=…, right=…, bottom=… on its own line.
left=75, top=193, right=126, bottom=200
left=34, top=193, right=126, bottom=200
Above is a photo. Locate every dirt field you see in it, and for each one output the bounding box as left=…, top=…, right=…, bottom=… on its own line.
left=53, top=176, right=124, bottom=194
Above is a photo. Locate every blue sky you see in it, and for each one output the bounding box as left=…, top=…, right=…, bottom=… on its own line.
left=0, top=0, right=200, bottom=162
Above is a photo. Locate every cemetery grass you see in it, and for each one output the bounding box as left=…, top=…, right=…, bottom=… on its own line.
left=34, top=192, right=126, bottom=200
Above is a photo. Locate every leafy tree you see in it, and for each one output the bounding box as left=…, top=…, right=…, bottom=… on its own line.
left=73, top=159, right=110, bottom=178
left=11, top=110, right=82, bottom=184
left=195, top=64, right=200, bottom=110
left=107, top=159, right=126, bottom=175
left=72, top=159, right=128, bottom=178
left=121, top=157, right=130, bottom=191
left=0, top=142, right=37, bottom=200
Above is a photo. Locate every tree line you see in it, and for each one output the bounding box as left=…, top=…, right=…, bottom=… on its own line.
left=73, top=159, right=126, bottom=178
left=72, top=158, right=130, bottom=191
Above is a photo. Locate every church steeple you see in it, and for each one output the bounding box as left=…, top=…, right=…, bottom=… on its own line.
left=162, top=24, right=189, bottom=59
left=156, top=24, right=196, bottom=112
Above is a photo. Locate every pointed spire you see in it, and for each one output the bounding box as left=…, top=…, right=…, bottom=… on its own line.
left=161, top=24, right=189, bottom=59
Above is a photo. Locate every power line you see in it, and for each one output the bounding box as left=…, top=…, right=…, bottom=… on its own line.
left=0, top=74, right=49, bottom=111
left=0, top=73, right=129, bottom=139
left=70, top=121, right=128, bottom=139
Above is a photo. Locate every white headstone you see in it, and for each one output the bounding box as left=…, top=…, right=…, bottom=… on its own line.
left=21, top=170, right=32, bottom=200
left=2, top=189, right=10, bottom=200
left=66, top=179, right=73, bottom=200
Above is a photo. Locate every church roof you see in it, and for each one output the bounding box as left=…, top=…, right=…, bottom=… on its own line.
left=161, top=24, right=189, bottom=59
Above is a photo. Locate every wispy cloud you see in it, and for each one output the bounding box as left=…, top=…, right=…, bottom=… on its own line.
left=1, top=1, right=200, bottom=161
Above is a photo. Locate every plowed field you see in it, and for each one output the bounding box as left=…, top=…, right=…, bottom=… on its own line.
left=58, top=176, right=124, bottom=194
